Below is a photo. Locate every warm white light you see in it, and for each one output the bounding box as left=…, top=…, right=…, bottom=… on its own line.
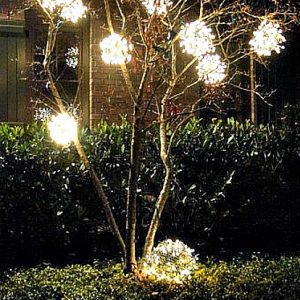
left=100, top=33, right=133, bottom=65
left=66, top=46, right=79, bottom=69
left=180, top=20, right=215, bottom=57
left=40, top=0, right=57, bottom=11
left=250, top=20, right=286, bottom=57
left=141, top=0, right=173, bottom=15
left=40, top=0, right=87, bottom=23
left=34, top=106, right=52, bottom=121
left=197, top=54, right=226, bottom=85
left=61, top=0, right=87, bottom=23
left=142, top=239, right=198, bottom=284
left=48, top=113, right=77, bottom=145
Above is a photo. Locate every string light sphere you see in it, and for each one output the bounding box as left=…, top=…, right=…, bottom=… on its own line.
left=34, top=106, right=52, bottom=121
left=40, top=0, right=87, bottom=23
left=250, top=20, right=286, bottom=57
left=142, top=239, right=198, bottom=285
left=197, top=54, right=226, bottom=85
left=48, top=113, right=78, bottom=146
left=180, top=20, right=215, bottom=57
left=100, top=33, right=133, bottom=65
left=67, top=103, right=80, bottom=119
left=40, top=0, right=58, bottom=12
left=141, top=0, right=173, bottom=15
left=66, top=46, right=79, bottom=69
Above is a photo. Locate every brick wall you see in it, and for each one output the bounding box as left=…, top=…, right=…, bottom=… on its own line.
left=89, top=17, right=132, bottom=125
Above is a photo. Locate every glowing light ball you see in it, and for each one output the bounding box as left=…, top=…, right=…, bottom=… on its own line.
left=48, top=113, right=78, bottom=145
left=61, top=0, right=87, bottom=23
left=250, top=20, right=286, bottom=57
left=34, top=106, right=52, bottom=121
left=40, top=0, right=58, bottom=11
left=141, top=0, right=173, bottom=15
left=180, top=20, right=215, bottom=57
left=100, top=33, right=133, bottom=65
left=40, top=0, right=87, bottom=23
left=197, top=54, right=226, bottom=85
left=142, top=239, right=198, bottom=284
left=66, top=46, right=79, bottom=69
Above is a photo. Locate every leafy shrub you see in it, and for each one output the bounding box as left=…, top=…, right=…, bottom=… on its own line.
left=0, top=121, right=130, bottom=265
left=0, top=109, right=299, bottom=266
left=168, top=114, right=300, bottom=254
left=0, top=257, right=300, bottom=299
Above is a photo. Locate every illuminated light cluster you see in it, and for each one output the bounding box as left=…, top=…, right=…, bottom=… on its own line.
left=141, top=0, right=173, bottom=15
left=180, top=20, right=215, bottom=57
left=48, top=113, right=78, bottom=146
left=180, top=20, right=227, bottom=85
left=66, top=46, right=79, bottom=69
left=197, top=54, right=226, bottom=85
left=250, top=20, right=286, bottom=57
left=40, top=0, right=87, bottom=23
left=100, top=33, right=133, bottom=65
left=67, top=103, right=80, bottom=118
left=61, top=0, right=87, bottom=23
left=34, top=106, right=52, bottom=121
left=142, top=239, right=198, bottom=284
left=40, top=0, right=58, bottom=11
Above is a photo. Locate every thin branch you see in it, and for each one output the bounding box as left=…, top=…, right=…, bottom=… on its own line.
left=115, top=0, right=126, bottom=33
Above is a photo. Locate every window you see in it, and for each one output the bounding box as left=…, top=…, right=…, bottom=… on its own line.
left=0, top=18, right=27, bottom=123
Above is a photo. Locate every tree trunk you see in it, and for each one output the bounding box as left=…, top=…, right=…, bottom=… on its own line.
left=74, top=140, right=126, bottom=255
left=124, top=66, right=149, bottom=272
left=143, top=84, right=174, bottom=257
left=250, top=53, right=257, bottom=125
left=143, top=120, right=172, bottom=257
left=124, top=102, right=141, bottom=273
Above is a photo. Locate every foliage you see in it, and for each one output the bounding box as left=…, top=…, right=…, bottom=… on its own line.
left=142, top=239, right=198, bottom=284
left=0, top=121, right=130, bottom=265
left=1, top=256, right=300, bottom=299
left=0, top=110, right=299, bottom=265
left=169, top=112, right=300, bottom=254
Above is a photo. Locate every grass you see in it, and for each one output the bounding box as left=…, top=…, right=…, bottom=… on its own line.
left=1, top=256, right=300, bottom=299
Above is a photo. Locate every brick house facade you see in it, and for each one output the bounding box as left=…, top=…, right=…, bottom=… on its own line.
left=0, top=6, right=132, bottom=126
left=88, top=16, right=132, bottom=126
left=0, top=3, right=299, bottom=126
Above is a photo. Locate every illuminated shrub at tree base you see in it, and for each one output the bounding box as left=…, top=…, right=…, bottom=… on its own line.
left=142, top=239, right=198, bottom=284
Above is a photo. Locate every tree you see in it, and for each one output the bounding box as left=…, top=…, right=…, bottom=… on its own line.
left=26, top=0, right=298, bottom=274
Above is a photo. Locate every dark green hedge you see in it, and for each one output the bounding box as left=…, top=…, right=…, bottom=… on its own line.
left=1, top=257, right=300, bottom=299
left=0, top=108, right=299, bottom=266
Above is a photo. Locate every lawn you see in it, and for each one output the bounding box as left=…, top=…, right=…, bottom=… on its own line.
left=1, top=256, right=300, bottom=299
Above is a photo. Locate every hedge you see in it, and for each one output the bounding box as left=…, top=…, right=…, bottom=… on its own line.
left=1, top=256, right=300, bottom=299
left=0, top=107, right=299, bottom=266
